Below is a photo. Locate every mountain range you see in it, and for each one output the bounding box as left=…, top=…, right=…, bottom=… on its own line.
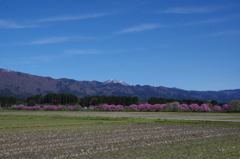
left=0, top=68, right=239, bottom=103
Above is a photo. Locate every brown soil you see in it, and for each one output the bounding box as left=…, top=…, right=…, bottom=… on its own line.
left=0, top=111, right=240, bottom=121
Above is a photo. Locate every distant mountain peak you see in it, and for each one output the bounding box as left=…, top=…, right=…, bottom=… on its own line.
left=103, top=79, right=130, bottom=86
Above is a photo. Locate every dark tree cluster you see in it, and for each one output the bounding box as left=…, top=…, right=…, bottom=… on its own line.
left=80, top=95, right=139, bottom=107
left=26, top=93, right=79, bottom=105
left=0, top=96, right=18, bottom=107
left=0, top=94, right=226, bottom=108
left=147, top=97, right=214, bottom=105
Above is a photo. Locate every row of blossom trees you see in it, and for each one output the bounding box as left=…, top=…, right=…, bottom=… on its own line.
left=90, top=103, right=236, bottom=112
left=11, top=102, right=238, bottom=112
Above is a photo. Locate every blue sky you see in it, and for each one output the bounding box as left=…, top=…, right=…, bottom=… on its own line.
left=1, top=0, right=240, bottom=91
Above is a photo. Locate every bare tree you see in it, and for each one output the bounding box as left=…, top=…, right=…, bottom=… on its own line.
left=229, top=100, right=240, bottom=112
left=170, top=102, right=180, bottom=111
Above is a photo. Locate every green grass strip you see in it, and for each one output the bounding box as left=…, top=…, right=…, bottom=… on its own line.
left=0, top=114, right=240, bottom=129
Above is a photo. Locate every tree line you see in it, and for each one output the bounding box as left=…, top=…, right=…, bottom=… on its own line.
left=0, top=93, right=230, bottom=107
left=79, top=95, right=139, bottom=107
left=26, top=93, right=79, bottom=106
left=0, top=96, right=18, bottom=107
left=147, top=97, right=223, bottom=106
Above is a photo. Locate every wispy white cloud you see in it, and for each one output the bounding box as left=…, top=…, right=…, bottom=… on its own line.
left=1, top=60, right=33, bottom=65
left=29, top=37, right=69, bottom=45
left=64, top=49, right=100, bottom=55
left=1, top=36, right=100, bottom=46
left=74, top=36, right=101, bottom=41
left=65, top=49, right=127, bottom=55
left=0, top=19, right=35, bottom=29
left=202, top=30, right=240, bottom=37
left=1, top=48, right=129, bottom=68
left=1, top=53, right=67, bottom=66
left=159, top=7, right=220, bottom=14
left=39, top=13, right=109, bottom=22
left=117, top=24, right=164, bottom=34
left=31, top=54, right=66, bottom=62
left=107, top=49, right=127, bottom=54
left=1, top=12, right=111, bottom=28
left=182, top=14, right=240, bottom=26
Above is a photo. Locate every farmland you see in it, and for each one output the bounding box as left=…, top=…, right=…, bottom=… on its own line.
left=1, top=109, right=240, bottom=121
left=0, top=111, right=240, bottom=158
